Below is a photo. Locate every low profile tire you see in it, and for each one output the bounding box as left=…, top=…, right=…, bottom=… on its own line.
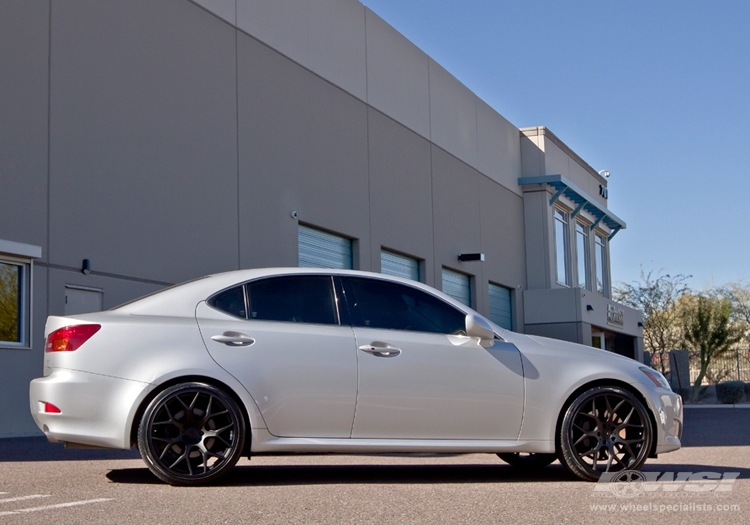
left=559, top=386, right=653, bottom=482
left=138, top=382, right=246, bottom=486
left=497, top=453, right=557, bottom=469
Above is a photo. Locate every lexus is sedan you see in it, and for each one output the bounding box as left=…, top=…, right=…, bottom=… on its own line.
left=30, top=268, right=682, bottom=485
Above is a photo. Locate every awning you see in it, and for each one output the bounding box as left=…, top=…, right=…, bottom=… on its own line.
left=518, top=175, right=626, bottom=240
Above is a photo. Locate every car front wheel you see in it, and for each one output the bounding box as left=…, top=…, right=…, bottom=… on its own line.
left=138, top=382, right=246, bottom=486
left=559, top=386, right=653, bottom=481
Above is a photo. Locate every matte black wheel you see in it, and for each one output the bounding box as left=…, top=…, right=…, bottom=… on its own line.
left=138, top=382, right=246, bottom=486
left=559, top=386, right=653, bottom=481
left=498, top=452, right=557, bottom=469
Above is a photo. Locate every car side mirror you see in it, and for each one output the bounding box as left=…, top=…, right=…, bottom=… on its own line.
left=465, top=314, right=495, bottom=343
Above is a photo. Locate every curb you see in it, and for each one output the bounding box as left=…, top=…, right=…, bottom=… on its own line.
left=683, top=404, right=750, bottom=409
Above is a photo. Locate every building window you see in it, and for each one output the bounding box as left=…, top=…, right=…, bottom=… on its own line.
left=298, top=225, right=353, bottom=269
left=0, top=259, right=30, bottom=347
left=380, top=250, right=420, bottom=282
left=554, top=209, right=570, bottom=286
left=575, top=222, right=590, bottom=290
left=595, top=233, right=609, bottom=296
left=441, top=268, right=471, bottom=307
left=488, top=283, right=512, bottom=330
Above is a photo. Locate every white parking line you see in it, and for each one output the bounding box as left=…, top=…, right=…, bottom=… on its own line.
left=0, top=498, right=112, bottom=517
left=0, top=495, right=50, bottom=504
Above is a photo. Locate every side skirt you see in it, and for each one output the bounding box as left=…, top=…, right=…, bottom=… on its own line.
left=250, top=429, right=555, bottom=455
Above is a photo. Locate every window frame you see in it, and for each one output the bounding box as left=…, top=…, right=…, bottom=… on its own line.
left=575, top=221, right=591, bottom=290
left=554, top=208, right=571, bottom=287
left=594, top=232, right=609, bottom=297
left=0, top=255, right=32, bottom=349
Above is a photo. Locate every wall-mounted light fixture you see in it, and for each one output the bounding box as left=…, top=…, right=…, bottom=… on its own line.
left=598, top=169, right=611, bottom=178
left=457, top=253, right=485, bottom=262
left=81, top=259, right=91, bottom=275
left=586, top=305, right=594, bottom=311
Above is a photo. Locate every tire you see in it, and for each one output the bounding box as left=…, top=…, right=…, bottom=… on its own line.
left=558, top=386, right=653, bottom=482
left=137, top=382, right=246, bottom=486
left=497, top=452, right=557, bottom=469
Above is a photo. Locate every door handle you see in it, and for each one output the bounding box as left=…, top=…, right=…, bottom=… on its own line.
left=211, top=331, right=256, bottom=347
left=358, top=342, right=401, bottom=357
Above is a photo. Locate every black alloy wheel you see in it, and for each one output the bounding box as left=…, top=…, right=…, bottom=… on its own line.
left=138, top=382, right=246, bottom=486
left=559, top=386, right=653, bottom=481
left=497, top=452, right=557, bottom=469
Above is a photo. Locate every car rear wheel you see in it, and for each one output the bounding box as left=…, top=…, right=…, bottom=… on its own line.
left=559, top=386, right=653, bottom=481
left=497, top=452, right=557, bottom=469
left=138, top=382, right=246, bottom=486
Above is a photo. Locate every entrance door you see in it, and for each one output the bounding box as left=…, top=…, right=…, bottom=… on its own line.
left=65, top=286, right=102, bottom=315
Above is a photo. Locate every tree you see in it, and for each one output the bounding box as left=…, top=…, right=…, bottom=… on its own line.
left=682, top=295, right=744, bottom=402
left=613, top=269, right=691, bottom=374
left=0, top=264, right=20, bottom=342
left=718, top=281, right=750, bottom=344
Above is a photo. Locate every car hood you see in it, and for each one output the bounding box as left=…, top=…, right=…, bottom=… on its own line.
left=500, top=329, right=641, bottom=368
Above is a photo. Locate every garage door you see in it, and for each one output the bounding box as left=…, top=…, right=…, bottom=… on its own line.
left=380, top=250, right=420, bottom=282
left=441, top=268, right=471, bottom=306
left=488, top=283, right=512, bottom=330
left=298, top=225, right=353, bottom=269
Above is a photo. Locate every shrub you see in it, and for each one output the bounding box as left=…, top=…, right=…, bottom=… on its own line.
left=716, top=381, right=745, bottom=404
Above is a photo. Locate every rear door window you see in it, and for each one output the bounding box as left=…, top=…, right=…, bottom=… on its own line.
left=246, top=275, right=338, bottom=325
left=208, top=275, right=339, bottom=325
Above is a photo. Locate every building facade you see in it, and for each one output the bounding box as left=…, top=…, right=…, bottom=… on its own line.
left=0, top=0, right=642, bottom=438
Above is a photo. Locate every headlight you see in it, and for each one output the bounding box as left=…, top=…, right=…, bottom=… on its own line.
left=640, top=367, right=671, bottom=389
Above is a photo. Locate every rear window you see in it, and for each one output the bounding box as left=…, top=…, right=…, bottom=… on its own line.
left=208, top=275, right=339, bottom=325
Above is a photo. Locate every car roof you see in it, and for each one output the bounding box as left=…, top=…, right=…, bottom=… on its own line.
left=112, top=268, right=484, bottom=320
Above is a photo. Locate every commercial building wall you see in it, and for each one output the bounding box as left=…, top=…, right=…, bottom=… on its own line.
left=0, top=0, right=528, bottom=436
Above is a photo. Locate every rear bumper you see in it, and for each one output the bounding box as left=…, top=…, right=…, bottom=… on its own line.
left=30, top=368, right=150, bottom=450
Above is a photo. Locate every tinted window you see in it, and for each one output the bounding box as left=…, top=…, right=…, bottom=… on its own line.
left=246, top=275, right=338, bottom=325
left=208, top=285, right=247, bottom=319
left=344, top=277, right=466, bottom=334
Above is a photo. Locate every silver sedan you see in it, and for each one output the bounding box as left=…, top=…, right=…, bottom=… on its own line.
left=30, top=268, right=682, bottom=485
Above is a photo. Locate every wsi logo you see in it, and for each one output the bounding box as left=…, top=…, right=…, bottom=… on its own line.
left=593, top=471, right=740, bottom=498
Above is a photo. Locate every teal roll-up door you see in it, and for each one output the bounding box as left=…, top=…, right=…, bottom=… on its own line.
left=298, top=225, right=353, bottom=269
left=381, top=250, right=420, bottom=282
left=489, top=283, right=512, bottom=330
left=441, top=268, right=471, bottom=306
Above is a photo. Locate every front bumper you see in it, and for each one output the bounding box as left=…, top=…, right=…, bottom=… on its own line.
left=652, top=389, right=683, bottom=454
left=30, top=368, right=150, bottom=450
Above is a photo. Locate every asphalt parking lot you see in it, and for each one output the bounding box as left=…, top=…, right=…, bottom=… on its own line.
left=1, top=407, right=748, bottom=525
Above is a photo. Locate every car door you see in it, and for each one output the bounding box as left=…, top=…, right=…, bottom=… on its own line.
left=196, top=274, right=357, bottom=438
left=343, top=276, right=524, bottom=440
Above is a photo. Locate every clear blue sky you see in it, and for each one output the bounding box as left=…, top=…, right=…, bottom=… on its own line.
left=363, top=0, right=750, bottom=290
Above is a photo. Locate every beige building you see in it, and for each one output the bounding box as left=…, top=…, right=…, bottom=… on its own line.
left=0, top=0, right=642, bottom=438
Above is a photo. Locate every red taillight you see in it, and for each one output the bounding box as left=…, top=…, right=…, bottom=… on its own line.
left=45, top=324, right=101, bottom=352
left=42, top=402, right=61, bottom=414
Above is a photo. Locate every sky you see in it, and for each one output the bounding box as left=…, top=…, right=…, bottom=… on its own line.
left=362, top=0, right=750, bottom=291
